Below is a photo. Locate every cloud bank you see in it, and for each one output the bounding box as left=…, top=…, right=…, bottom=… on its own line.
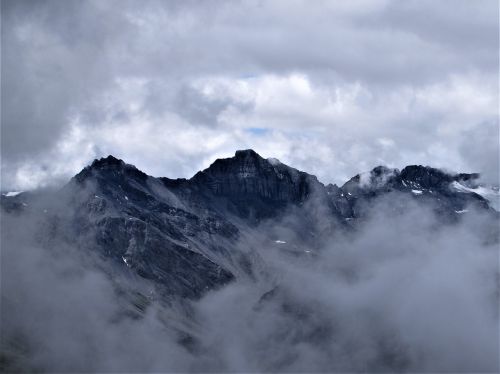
left=1, top=193, right=498, bottom=372
left=1, top=0, right=498, bottom=189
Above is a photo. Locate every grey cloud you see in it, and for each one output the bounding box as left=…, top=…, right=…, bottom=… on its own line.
left=1, top=0, right=498, bottom=189
left=1, top=0, right=131, bottom=160
left=189, top=195, right=499, bottom=372
left=142, top=81, right=254, bottom=127
left=370, top=0, right=499, bottom=68
left=0, top=191, right=193, bottom=372
left=2, top=191, right=497, bottom=372
left=459, top=120, right=500, bottom=185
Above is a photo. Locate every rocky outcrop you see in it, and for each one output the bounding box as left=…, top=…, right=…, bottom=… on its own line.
left=340, top=164, right=491, bottom=218
left=191, top=149, right=320, bottom=201
left=183, top=149, right=324, bottom=220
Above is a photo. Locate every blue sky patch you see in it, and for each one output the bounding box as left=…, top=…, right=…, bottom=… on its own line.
left=246, top=127, right=269, bottom=136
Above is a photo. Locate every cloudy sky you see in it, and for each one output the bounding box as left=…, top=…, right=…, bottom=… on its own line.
left=2, top=0, right=498, bottom=190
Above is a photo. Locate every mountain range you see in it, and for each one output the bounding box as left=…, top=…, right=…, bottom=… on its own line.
left=2, top=149, right=498, bottom=300
left=2, top=149, right=500, bottom=372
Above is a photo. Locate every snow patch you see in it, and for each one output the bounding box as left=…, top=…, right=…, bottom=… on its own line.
left=451, top=181, right=472, bottom=193
left=124, top=196, right=129, bottom=200
left=4, top=191, right=23, bottom=197
left=275, top=240, right=286, bottom=244
left=412, top=190, right=423, bottom=195
left=455, top=210, right=468, bottom=214
left=122, top=256, right=131, bottom=267
left=451, top=181, right=500, bottom=211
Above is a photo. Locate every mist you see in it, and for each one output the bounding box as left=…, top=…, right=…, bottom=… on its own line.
left=195, top=197, right=499, bottom=372
left=1, top=193, right=498, bottom=372
left=0, top=199, right=194, bottom=372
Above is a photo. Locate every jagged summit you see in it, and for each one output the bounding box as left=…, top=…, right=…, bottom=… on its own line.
left=63, top=151, right=497, bottom=220
left=75, top=155, right=147, bottom=184
left=400, top=165, right=480, bottom=188
left=2, top=150, right=498, bottom=303
left=343, top=164, right=481, bottom=192
left=196, top=149, right=274, bottom=176
left=90, top=155, right=125, bottom=168
left=191, top=149, right=320, bottom=205
left=342, top=166, right=399, bottom=192
left=235, top=148, right=261, bottom=158
left=79, top=153, right=483, bottom=194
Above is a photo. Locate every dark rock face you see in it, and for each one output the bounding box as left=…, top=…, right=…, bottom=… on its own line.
left=178, top=149, right=323, bottom=220
left=60, top=155, right=241, bottom=299
left=339, top=164, right=491, bottom=220
left=342, top=164, right=482, bottom=193
left=399, top=165, right=455, bottom=189
left=193, top=149, right=317, bottom=201
left=2, top=150, right=497, bottom=300
left=342, top=166, right=399, bottom=195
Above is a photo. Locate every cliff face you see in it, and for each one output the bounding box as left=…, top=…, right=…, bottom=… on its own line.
left=192, top=149, right=318, bottom=200
left=187, top=149, right=323, bottom=220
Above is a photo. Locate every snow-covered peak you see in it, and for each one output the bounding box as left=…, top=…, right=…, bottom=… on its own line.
left=2, top=191, right=23, bottom=197
left=451, top=181, right=500, bottom=211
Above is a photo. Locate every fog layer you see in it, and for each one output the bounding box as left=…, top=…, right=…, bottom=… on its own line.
left=1, top=195, right=498, bottom=372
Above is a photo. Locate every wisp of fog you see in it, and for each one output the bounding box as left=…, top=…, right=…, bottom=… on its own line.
left=1, top=194, right=498, bottom=372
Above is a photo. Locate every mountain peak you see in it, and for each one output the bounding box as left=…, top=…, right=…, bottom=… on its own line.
left=234, top=149, right=261, bottom=159
left=187, top=149, right=320, bottom=219
left=90, top=155, right=125, bottom=169
left=75, top=155, right=146, bottom=184
left=342, top=165, right=399, bottom=192
left=193, top=149, right=272, bottom=183
left=340, top=164, right=485, bottom=200
left=400, top=165, right=480, bottom=189
left=400, top=164, right=451, bottom=182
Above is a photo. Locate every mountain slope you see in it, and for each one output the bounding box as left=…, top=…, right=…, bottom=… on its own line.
left=2, top=150, right=499, bottom=373
left=1, top=150, right=498, bottom=301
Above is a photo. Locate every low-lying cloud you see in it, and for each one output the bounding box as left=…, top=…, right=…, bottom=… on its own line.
left=1, top=192, right=498, bottom=372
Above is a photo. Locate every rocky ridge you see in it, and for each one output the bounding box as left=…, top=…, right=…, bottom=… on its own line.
left=2, top=150, right=498, bottom=300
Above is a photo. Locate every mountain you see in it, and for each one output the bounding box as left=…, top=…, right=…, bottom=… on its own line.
left=1, top=150, right=498, bottom=301
left=2, top=149, right=499, bottom=373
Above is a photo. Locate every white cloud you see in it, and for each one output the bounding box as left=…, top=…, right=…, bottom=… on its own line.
left=1, top=0, right=497, bottom=189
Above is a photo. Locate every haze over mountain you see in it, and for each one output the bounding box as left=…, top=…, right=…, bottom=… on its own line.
left=1, top=150, right=498, bottom=372
left=2, top=0, right=498, bottom=372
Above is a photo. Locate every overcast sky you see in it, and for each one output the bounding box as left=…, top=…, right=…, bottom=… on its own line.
left=1, top=0, right=498, bottom=190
